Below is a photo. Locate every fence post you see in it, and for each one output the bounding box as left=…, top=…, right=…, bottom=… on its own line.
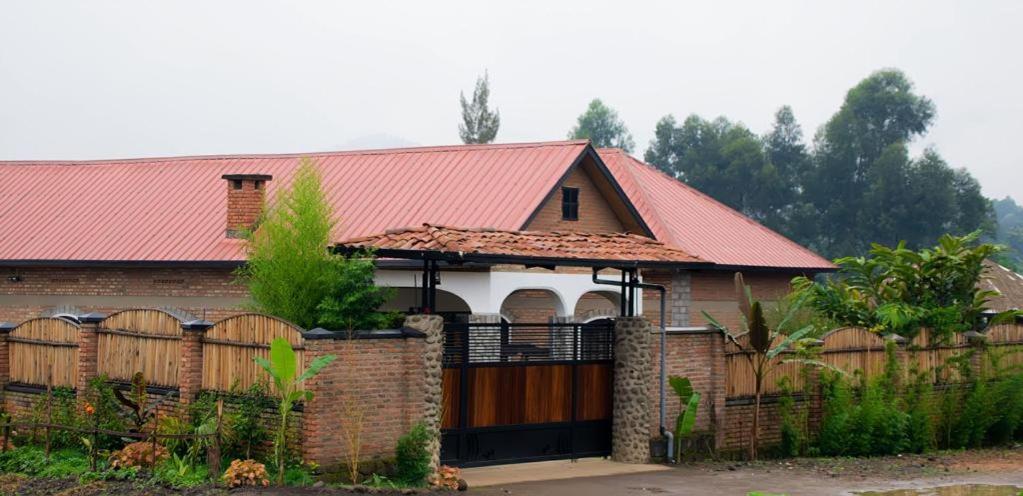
left=76, top=313, right=105, bottom=400
left=964, top=331, right=988, bottom=378
left=708, top=328, right=728, bottom=451
left=0, top=322, right=15, bottom=404
left=180, top=320, right=213, bottom=405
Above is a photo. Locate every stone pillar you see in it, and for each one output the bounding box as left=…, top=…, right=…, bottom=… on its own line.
left=299, top=328, right=336, bottom=467
left=76, top=312, right=104, bottom=398
left=179, top=320, right=212, bottom=404
left=613, top=316, right=652, bottom=463
left=403, top=314, right=444, bottom=471
left=0, top=322, right=15, bottom=401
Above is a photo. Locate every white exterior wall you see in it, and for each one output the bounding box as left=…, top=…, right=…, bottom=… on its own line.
left=374, top=268, right=642, bottom=318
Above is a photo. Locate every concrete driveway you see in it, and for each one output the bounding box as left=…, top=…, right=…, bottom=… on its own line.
left=467, top=455, right=1023, bottom=496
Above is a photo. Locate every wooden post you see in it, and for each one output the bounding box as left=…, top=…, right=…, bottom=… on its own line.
left=90, top=411, right=99, bottom=472
left=207, top=399, right=223, bottom=478
left=1, top=416, right=8, bottom=453
left=44, top=381, right=53, bottom=461
left=151, top=413, right=160, bottom=469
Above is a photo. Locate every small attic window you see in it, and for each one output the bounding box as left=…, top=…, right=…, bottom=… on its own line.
left=232, top=179, right=243, bottom=190
left=562, top=187, right=579, bottom=221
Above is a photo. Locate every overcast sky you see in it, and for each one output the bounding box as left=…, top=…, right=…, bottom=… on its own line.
left=1, top=1, right=1020, bottom=201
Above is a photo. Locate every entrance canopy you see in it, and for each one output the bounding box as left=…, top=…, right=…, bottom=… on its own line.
left=333, top=225, right=708, bottom=317
left=333, top=224, right=707, bottom=269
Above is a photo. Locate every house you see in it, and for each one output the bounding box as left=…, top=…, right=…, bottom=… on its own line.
left=0, top=139, right=835, bottom=466
left=0, top=140, right=833, bottom=327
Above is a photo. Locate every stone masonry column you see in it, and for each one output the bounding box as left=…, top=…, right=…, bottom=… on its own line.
left=179, top=320, right=212, bottom=405
left=76, top=312, right=105, bottom=399
left=0, top=322, right=15, bottom=402
left=403, top=314, right=444, bottom=471
left=298, top=327, right=336, bottom=467
left=613, top=316, right=652, bottom=463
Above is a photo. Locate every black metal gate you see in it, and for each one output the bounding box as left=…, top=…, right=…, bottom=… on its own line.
left=439, top=320, right=614, bottom=467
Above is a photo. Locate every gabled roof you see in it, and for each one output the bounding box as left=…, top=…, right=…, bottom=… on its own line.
left=597, top=149, right=835, bottom=271
left=0, top=141, right=589, bottom=264
left=337, top=224, right=707, bottom=268
left=981, top=259, right=1023, bottom=312
left=0, top=139, right=833, bottom=271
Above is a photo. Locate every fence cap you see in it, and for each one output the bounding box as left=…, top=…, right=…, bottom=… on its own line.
left=77, top=312, right=107, bottom=324
left=0, top=322, right=15, bottom=334
left=181, top=320, right=214, bottom=332
left=885, top=333, right=908, bottom=345
left=302, top=327, right=336, bottom=340
left=963, top=330, right=988, bottom=344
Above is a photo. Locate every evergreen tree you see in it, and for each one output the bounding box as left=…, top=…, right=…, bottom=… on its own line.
left=458, top=71, right=500, bottom=144
left=568, top=99, right=635, bottom=152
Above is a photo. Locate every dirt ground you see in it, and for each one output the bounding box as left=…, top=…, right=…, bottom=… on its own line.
left=472, top=446, right=1023, bottom=496
left=0, top=474, right=443, bottom=496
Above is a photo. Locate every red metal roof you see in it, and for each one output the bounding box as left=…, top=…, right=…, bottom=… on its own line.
left=0, top=141, right=588, bottom=263
left=597, top=148, right=835, bottom=271
left=0, top=139, right=832, bottom=270
left=339, top=224, right=706, bottom=266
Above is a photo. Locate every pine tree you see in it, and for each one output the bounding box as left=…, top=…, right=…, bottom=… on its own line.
left=458, top=71, right=500, bottom=144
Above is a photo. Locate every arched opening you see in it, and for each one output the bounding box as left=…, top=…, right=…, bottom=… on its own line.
left=573, top=291, right=620, bottom=322
left=382, top=287, right=472, bottom=322
left=499, top=289, right=566, bottom=323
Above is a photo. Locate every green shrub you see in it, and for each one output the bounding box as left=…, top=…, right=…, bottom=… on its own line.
left=0, top=446, right=90, bottom=477
left=776, top=377, right=805, bottom=457
left=393, top=422, right=433, bottom=486
left=152, top=454, right=209, bottom=488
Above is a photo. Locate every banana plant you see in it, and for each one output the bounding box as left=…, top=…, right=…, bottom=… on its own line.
left=703, top=273, right=821, bottom=461
left=255, top=337, right=336, bottom=485
left=668, top=375, right=700, bottom=463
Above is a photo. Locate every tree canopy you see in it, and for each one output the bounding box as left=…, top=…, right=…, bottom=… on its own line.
left=458, top=71, right=500, bottom=144
left=237, top=159, right=397, bottom=330
left=568, top=99, right=635, bottom=152
left=644, top=69, right=995, bottom=259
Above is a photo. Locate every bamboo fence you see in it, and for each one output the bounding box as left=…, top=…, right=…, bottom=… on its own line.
left=202, top=313, right=305, bottom=393
left=97, top=309, right=183, bottom=387
left=725, top=324, right=1023, bottom=399
left=8, top=318, right=79, bottom=387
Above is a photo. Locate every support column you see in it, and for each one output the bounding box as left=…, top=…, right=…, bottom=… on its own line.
left=0, top=322, right=15, bottom=402
left=403, top=314, right=444, bottom=472
left=708, top=329, right=728, bottom=450
left=179, top=320, right=212, bottom=405
left=76, top=312, right=104, bottom=399
left=613, top=316, right=652, bottom=463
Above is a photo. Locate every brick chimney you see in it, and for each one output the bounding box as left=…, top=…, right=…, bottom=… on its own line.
left=222, top=174, right=272, bottom=238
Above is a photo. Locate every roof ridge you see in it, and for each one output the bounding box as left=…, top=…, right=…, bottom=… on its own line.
left=0, top=139, right=592, bottom=167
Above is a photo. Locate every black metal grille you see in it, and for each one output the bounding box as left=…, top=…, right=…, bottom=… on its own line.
left=443, top=321, right=614, bottom=367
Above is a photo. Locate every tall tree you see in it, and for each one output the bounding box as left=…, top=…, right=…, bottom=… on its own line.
left=458, top=71, right=500, bottom=144
left=643, top=114, right=792, bottom=231
left=803, top=69, right=940, bottom=256
left=568, top=99, right=635, bottom=152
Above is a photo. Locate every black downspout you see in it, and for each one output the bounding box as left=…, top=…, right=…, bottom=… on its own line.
left=591, top=267, right=673, bottom=462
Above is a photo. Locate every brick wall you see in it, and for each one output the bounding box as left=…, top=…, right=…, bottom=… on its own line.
left=648, top=329, right=727, bottom=448
left=0, top=266, right=247, bottom=323
left=500, top=289, right=561, bottom=323
left=525, top=164, right=628, bottom=234
left=302, top=335, right=429, bottom=470
left=689, top=271, right=798, bottom=329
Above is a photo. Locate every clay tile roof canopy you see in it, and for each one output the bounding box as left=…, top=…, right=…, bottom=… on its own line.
left=334, top=224, right=708, bottom=269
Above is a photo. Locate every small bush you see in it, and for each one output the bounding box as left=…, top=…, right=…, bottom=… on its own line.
left=394, top=422, right=433, bottom=486
left=222, top=459, right=270, bottom=487
left=152, top=454, right=209, bottom=489
left=109, top=441, right=169, bottom=469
